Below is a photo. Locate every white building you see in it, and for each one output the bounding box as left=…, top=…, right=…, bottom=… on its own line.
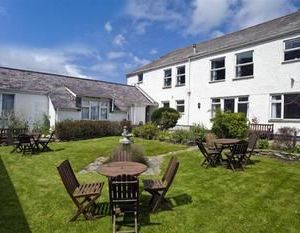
left=127, top=11, right=300, bottom=131
left=0, top=67, right=156, bottom=128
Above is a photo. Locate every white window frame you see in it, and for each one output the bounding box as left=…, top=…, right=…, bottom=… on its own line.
left=176, top=66, right=186, bottom=86
left=1, top=93, right=15, bottom=117
left=163, top=68, right=172, bottom=88
left=176, top=100, right=185, bottom=113
left=235, top=50, right=254, bottom=78
left=270, top=93, right=300, bottom=120
left=210, top=57, right=225, bottom=82
left=284, top=37, right=300, bottom=62
left=81, top=98, right=109, bottom=120
left=237, top=96, right=249, bottom=116
left=211, top=98, right=221, bottom=118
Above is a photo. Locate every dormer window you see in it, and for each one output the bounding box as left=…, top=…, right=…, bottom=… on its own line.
left=138, top=73, right=143, bottom=83
left=176, top=66, right=185, bottom=86
left=284, top=37, right=300, bottom=61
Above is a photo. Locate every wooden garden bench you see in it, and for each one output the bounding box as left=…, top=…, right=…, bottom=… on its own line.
left=249, top=123, right=274, bottom=139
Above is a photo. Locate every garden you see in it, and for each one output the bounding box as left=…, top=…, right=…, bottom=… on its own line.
left=1, top=108, right=300, bottom=232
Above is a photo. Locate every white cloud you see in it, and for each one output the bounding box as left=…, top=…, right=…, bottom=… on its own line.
left=107, top=51, right=126, bottom=59
left=149, top=49, right=158, bottom=55
left=104, top=21, right=112, bottom=32
left=124, top=0, right=298, bottom=36
left=0, top=45, right=91, bottom=78
left=210, top=30, right=225, bottom=38
left=232, top=0, right=297, bottom=29
left=129, top=53, right=149, bottom=66
left=113, top=34, right=126, bottom=46
left=90, top=62, right=118, bottom=75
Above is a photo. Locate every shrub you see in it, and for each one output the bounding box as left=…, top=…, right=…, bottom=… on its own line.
left=151, top=107, right=180, bottom=130
left=32, top=114, right=50, bottom=135
left=132, top=123, right=158, bottom=140
left=156, top=130, right=173, bottom=141
left=190, top=124, right=207, bottom=141
left=273, top=127, right=297, bottom=150
left=120, top=120, right=132, bottom=132
left=257, top=139, right=269, bottom=149
left=105, top=144, right=148, bottom=166
left=0, top=112, right=29, bottom=129
left=170, top=129, right=192, bottom=144
left=211, top=111, right=249, bottom=139
left=55, top=120, right=125, bottom=140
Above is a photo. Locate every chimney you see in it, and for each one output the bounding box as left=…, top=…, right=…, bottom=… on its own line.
left=192, top=44, right=197, bottom=55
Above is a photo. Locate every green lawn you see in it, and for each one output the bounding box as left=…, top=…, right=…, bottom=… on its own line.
left=1, top=137, right=300, bottom=233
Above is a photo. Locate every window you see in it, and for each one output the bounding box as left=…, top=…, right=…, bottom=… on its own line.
left=176, top=100, right=185, bottom=113
left=176, top=66, right=185, bottom=86
left=211, top=57, right=225, bottom=81
left=100, top=103, right=108, bottom=120
left=224, top=98, right=235, bottom=113
left=284, top=37, right=300, bottom=61
left=236, top=51, right=253, bottom=78
left=211, top=98, right=221, bottom=118
left=81, top=99, right=109, bottom=120
left=271, top=93, right=300, bottom=119
left=238, top=97, right=249, bottom=116
left=2, top=94, right=15, bottom=116
left=138, top=73, right=143, bottom=83
left=164, top=69, right=172, bottom=87
left=162, top=101, right=170, bottom=108
left=271, top=95, right=282, bottom=119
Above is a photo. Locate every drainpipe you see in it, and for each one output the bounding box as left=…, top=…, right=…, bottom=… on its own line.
left=187, top=57, right=191, bottom=126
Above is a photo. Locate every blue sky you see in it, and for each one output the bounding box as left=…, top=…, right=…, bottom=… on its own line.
left=0, top=0, right=299, bottom=83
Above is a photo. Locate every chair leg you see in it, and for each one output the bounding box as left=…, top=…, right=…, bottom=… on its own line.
left=134, top=211, right=138, bottom=233
left=113, top=213, right=116, bottom=233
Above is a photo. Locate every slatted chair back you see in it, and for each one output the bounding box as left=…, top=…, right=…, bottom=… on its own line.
left=195, top=139, right=210, bottom=160
left=162, top=158, right=179, bottom=195
left=248, top=133, right=258, bottom=154
left=109, top=174, right=139, bottom=207
left=231, top=141, right=249, bottom=156
left=18, top=134, right=31, bottom=144
left=113, top=150, right=131, bottom=162
left=57, top=160, right=80, bottom=199
left=162, top=156, right=176, bottom=182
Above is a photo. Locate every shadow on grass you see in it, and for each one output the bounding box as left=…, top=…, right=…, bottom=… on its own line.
left=0, top=157, right=31, bottom=233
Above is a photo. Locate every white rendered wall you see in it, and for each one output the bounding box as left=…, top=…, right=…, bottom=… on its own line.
left=127, top=34, right=300, bottom=132
left=130, top=105, right=146, bottom=125
left=57, top=110, right=81, bottom=122
left=109, top=110, right=128, bottom=121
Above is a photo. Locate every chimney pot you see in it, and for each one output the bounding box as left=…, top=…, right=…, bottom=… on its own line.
left=192, top=44, right=197, bottom=54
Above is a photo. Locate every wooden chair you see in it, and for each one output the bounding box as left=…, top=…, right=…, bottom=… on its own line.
left=246, top=133, right=258, bottom=164
left=195, top=139, right=221, bottom=168
left=17, top=134, right=36, bottom=155
left=143, top=157, right=179, bottom=212
left=109, top=175, right=139, bottom=233
left=57, top=160, right=104, bottom=222
left=225, top=141, right=249, bottom=172
left=39, top=131, right=55, bottom=152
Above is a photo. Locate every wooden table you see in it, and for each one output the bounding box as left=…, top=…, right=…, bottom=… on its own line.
left=98, top=161, right=148, bottom=177
left=214, top=138, right=240, bottom=147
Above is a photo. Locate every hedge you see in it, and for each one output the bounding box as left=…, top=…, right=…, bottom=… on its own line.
left=55, top=120, right=132, bottom=141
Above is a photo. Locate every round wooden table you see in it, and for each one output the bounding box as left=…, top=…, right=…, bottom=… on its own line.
left=98, top=161, right=148, bottom=177
left=214, top=138, right=240, bottom=146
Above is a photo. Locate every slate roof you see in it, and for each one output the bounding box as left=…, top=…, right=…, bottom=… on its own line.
left=127, top=10, right=300, bottom=76
left=0, top=67, right=155, bottom=111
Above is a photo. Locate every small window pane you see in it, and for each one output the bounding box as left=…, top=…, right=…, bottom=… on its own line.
left=162, top=102, right=170, bottom=108
left=285, top=38, right=300, bottom=50
left=212, top=98, right=221, bottom=103
left=138, top=74, right=143, bottom=82
left=101, top=108, right=108, bottom=120
left=237, top=51, right=253, bottom=64
left=271, top=103, right=281, bottom=118
left=176, top=100, right=185, bottom=113
left=2, top=94, right=14, bottom=113
left=211, top=58, right=225, bottom=69
left=272, top=95, right=281, bottom=101
left=90, top=106, right=99, bottom=120
left=236, top=64, right=253, bottom=77
left=238, top=97, right=248, bottom=102
left=81, top=107, right=89, bottom=120
left=284, top=50, right=300, bottom=61
left=238, top=103, right=248, bottom=116
left=164, top=69, right=171, bottom=77
left=224, top=99, right=235, bottom=113
left=164, top=78, right=172, bottom=87
left=211, top=69, right=225, bottom=80
left=177, top=66, right=185, bottom=75
left=284, top=94, right=300, bottom=119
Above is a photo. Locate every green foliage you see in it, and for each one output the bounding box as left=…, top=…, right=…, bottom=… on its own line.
left=132, top=123, right=159, bottom=139
left=5, top=113, right=29, bottom=129
left=211, top=111, right=249, bottom=139
left=156, top=130, right=173, bottom=141
left=151, top=107, right=180, bottom=130
left=170, top=129, right=192, bottom=144
left=257, top=139, right=270, bottom=149
left=273, top=127, right=297, bottom=150
left=32, top=114, right=50, bottom=134
left=190, top=124, right=207, bottom=141
left=55, top=120, right=125, bottom=140
left=106, top=144, right=148, bottom=166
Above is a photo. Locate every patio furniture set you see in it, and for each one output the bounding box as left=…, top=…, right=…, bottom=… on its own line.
left=57, top=156, right=180, bottom=233
left=196, top=133, right=258, bottom=172
left=11, top=131, right=55, bottom=155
